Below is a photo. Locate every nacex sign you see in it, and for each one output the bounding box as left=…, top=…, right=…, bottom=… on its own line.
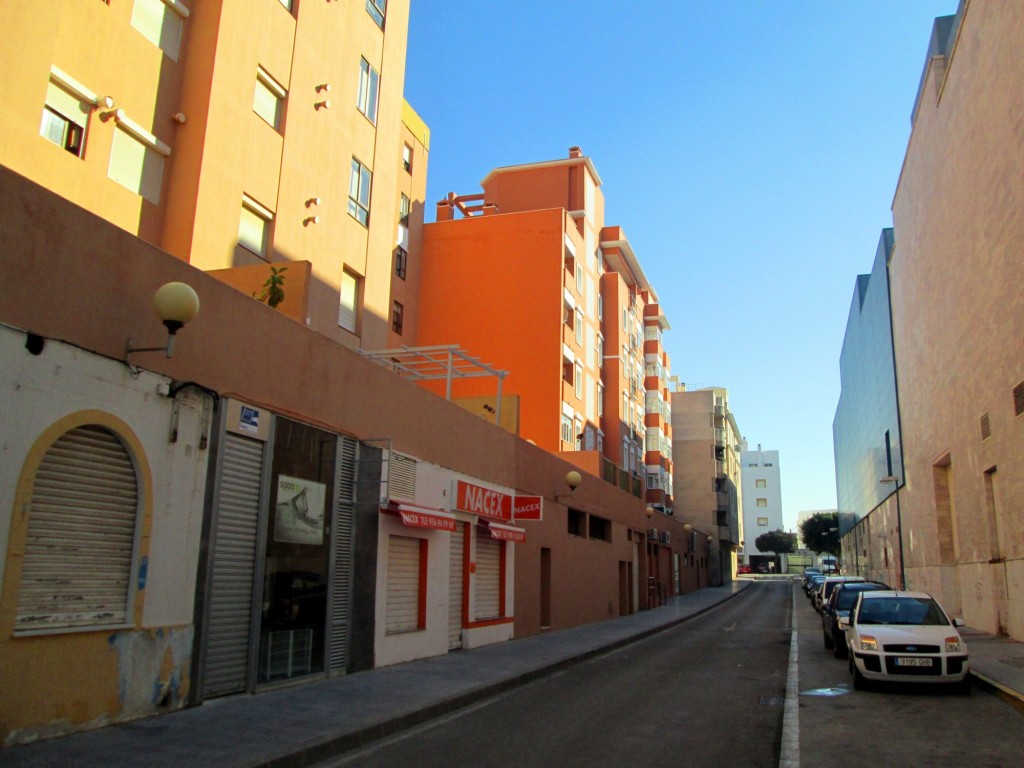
left=453, top=480, right=512, bottom=522
left=513, top=495, right=543, bottom=522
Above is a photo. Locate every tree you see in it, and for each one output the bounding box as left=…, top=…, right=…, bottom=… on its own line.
left=754, top=529, right=797, bottom=555
left=799, top=511, right=840, bottom=556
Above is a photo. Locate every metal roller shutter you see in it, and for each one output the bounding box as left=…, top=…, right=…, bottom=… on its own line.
left=328, top=436, right=356, bottom=673
left=475, top=529, right=501, bottom=620
left=16, top=425, right=138, bottom=631
left=448, top=523, right=465, bottom=649
left=203, top=432, right=263, bottom=697
left=385, top=535, right=420, bottom=634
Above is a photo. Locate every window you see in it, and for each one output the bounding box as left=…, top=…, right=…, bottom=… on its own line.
left=40, top=80, right=89, bottom=157
left=597, top=381, right=604, bottom=416
left=348, top=157, right=372, bottom=225
left=575, top=308, right=583, bottom=345
left=588, top=515, right=611, bottom=542
left=391, top=301, right=404, bottom=335
left=131, top=0, right=186, bottom=60
left=757, top=517, right=769, bottom=527
left=356, top=57, right=380, bottom=124
left=756, top=498, right=768, bottom=507
left=238, top=194, right=273, bottom=257
left=278, top=0, right=293, bottom=10
left=597, top=294, right=603, bottom=320
left=402, top=143, right=412, bottom=173
left=338, top=269, right=360, bottom=332
left=575, top=263, right=584, bottom=294
left=561, top=413, right=573, bottom=445
left=574, top=416, right=584, bottom=449
left=399, top=193, right=410, bottom=223
left=567, top=509, right=585, bottom=537
left=15, top=425, right=139, bottom=632
left=254, top=66, right=286, bottom=130
left=108, top=124, right=165, bottom=203
left=366, top=0, right=386, bottom=28
left=394, top=246, right=408, bottom=279
left=574, top=363, right=583, bottom=398
left=755, top=479, right=766, bottom=488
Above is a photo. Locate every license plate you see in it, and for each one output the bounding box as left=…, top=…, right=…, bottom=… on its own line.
left=895, top=657, right=933, bottom=667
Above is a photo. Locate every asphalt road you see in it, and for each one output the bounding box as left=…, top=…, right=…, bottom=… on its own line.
left=793, top=581, right=1024, bottom=767
left=319, top=582, right=793, bottom=768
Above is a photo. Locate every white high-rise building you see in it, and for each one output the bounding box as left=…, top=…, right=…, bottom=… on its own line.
left=740, top=445, right=784, bottom=566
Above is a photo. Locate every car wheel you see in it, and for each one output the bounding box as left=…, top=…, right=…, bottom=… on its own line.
left=853, top=663, right=868, bottom=691
left=832, top=632, right=846, bottom=659
left=823, top=630, right=833, bottom=649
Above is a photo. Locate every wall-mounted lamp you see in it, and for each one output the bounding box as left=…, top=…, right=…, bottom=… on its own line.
left=100, top=95, right=115, bottom=109
left=306, top=197, right=321, bottom=208
left=303, top=216, right=319, bottom=226
left=316, top=83, right=331, bottom=93
left=315, top=100, right=330, bottom=110
left=645, top=505, right=655, bottom=519
left=683, top=523, right=693, bottom=532
left=172, top=112, right=187, bottom=124
left=556, top=470, right=582, bottom=501
left=126, top=282, right=200, bottom=366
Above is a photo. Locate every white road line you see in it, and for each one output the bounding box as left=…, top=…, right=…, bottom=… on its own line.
left=779, top=585, right=800, bottom=768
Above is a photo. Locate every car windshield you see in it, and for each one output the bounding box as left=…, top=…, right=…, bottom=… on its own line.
left=856, top=597, right=948, bottom=625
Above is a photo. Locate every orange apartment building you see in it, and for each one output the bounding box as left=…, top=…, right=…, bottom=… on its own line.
left=416, top=148, right=675, bottom=515
left=0, top=0, right=426, bottom=351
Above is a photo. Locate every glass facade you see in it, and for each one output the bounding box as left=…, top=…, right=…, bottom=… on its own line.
left=833, top=229, right=904, bottom=536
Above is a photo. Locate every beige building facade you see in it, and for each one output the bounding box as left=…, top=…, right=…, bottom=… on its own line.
left=842, top=1, right=1024, bottom=640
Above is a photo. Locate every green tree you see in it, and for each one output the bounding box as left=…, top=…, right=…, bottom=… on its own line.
left=798, top=511, right=840, bottom=556
left=754, top=529, right=797, bottom=555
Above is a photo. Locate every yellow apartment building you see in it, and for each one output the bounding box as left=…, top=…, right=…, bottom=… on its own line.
left=0, top=0, right=425, bottom=350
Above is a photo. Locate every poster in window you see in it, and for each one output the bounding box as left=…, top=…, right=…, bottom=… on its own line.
left=274, top=475, right=325, bottom=545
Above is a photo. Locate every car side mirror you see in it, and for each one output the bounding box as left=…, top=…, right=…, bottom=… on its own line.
left=952, top=618, right=965, bottom=627
left=838, top=616, right=850, bottom=630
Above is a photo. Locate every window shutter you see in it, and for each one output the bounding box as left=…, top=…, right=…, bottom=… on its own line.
left=17, top=425, right=138, bottom=632
left=475, top=529, right=501, bottom=620
left=109, top=128, right=163, bottom=203
left=385, top=536, right=421, bottom=633
left=338, top=272, right=357, bottom=332
left=329, top=436, right=357, bottom=673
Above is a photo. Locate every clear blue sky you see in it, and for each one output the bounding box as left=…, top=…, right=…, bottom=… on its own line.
left=404, top=1, right=956, bottom=530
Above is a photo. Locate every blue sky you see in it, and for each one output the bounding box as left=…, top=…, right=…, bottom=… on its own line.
left=404, top=1, right=956, bottom=530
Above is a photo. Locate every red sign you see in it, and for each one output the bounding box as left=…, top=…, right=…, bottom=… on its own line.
left=399, top=509, right=458, bottom=532
left=513, top=495, right=543, bottom=522
left=454, top=480, right=512, bottom=522
left=489, top=524, right=527, bottom=543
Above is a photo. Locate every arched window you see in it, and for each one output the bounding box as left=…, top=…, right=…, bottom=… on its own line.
left=16, top=425, right=139, bottom=632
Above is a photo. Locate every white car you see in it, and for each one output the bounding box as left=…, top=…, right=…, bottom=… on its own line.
left=839, top=590, right=970, bottom=692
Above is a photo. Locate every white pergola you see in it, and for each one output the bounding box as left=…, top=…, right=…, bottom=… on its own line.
left=359, top=345, right=509, bottom=424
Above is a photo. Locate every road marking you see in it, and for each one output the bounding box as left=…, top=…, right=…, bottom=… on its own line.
left=779, top=586, right=800, bottom=768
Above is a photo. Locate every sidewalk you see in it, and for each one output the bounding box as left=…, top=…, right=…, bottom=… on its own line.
left=4, top=579, right=1023, bottom=768
left=2, top=583, right=748, bottom=768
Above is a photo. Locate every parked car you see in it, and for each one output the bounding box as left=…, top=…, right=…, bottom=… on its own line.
left=805, top=573, right=826, bottom=599
left=821, top=581, right=889, bottom=657
left=737, top=564, right=752, bottom=575
left=840, top=590, right=970, bottom=692
left=814, top=576, right=865, bottom=613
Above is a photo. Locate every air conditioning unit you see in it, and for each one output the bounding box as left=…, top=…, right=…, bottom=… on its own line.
left=647, top=527, right=658, bottom=541
left=659, top=531, right=671, bottom=544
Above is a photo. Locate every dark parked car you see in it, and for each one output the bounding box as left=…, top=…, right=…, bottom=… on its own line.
left=822, top=580, right=889, bottom=657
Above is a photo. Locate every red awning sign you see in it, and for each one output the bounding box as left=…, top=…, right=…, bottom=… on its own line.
left=488, top=523, right=527, bottom=543
left=382, top=502, right=458, bottom=532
